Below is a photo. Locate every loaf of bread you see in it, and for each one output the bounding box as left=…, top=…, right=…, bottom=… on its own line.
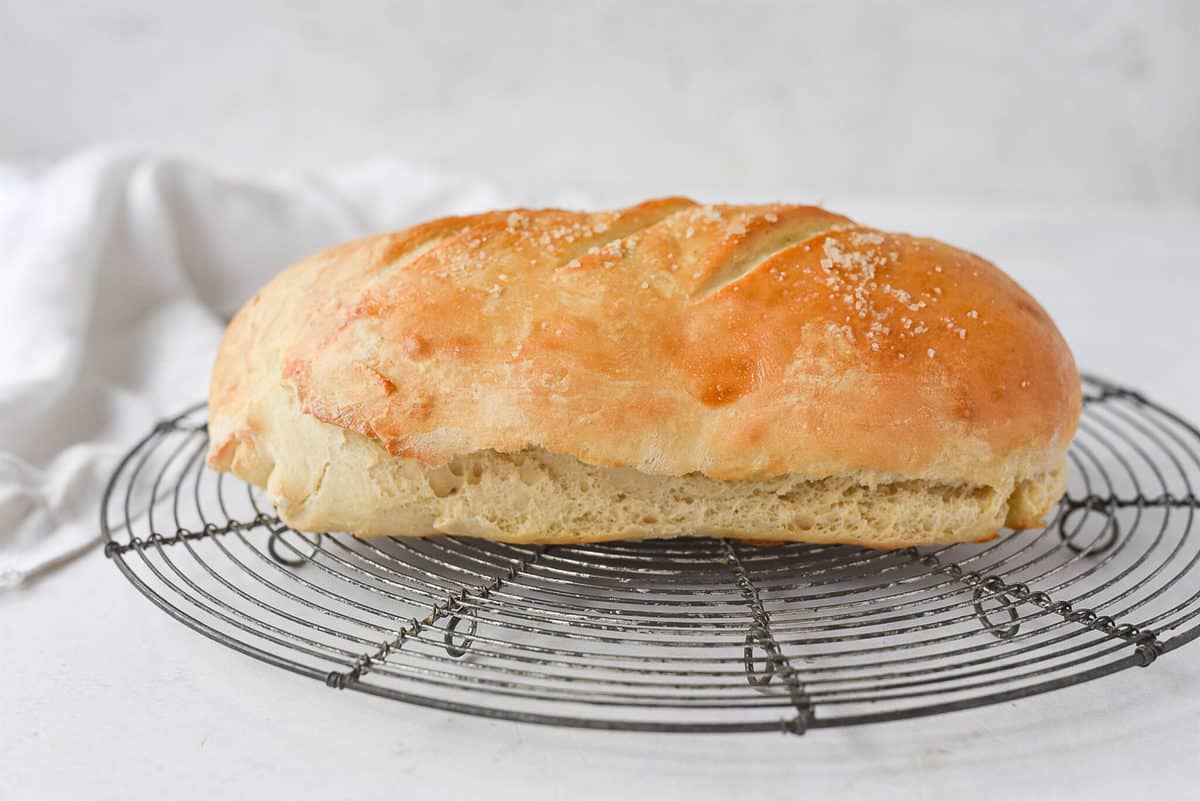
left=206, top=198, right=1080, bottom=548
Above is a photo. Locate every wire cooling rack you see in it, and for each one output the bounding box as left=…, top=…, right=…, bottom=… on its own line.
left=102, top=374, right=1200, bottom=734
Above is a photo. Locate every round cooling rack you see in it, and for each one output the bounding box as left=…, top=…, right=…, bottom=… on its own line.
left=101, top=374, right=1200, bottom=734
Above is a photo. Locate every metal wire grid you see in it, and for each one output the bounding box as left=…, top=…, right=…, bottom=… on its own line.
left=101, top=375, right=1200, bottom=734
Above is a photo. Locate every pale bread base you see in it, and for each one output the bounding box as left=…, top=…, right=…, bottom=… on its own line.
left=211, top=378, right=1068, bottom=549
left=242, top=437, right=1065, bottom=548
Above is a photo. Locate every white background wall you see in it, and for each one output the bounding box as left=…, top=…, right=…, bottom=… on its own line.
left=2, top=0, right=1197, bottom=207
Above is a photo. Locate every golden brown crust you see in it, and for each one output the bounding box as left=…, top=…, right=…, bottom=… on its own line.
left=207, top=199, right=1079, bottom=545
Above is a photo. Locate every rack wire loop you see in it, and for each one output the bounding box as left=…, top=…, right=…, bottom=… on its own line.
left=721, top=540, right=814, bottom=732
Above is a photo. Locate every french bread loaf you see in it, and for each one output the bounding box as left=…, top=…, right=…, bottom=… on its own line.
left=207, top=199, right=1080, bottom=547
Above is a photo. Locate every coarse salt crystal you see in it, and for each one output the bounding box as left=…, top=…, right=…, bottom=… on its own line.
left=849, top=231, right=885, bottom=246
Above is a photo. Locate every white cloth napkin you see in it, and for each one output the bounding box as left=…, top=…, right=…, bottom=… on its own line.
left=0, top=150, right=586, bottom=587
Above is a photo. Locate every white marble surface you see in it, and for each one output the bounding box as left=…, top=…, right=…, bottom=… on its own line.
left=3, top=202, right=1199, bottom=800
left=4, top=545, right=1200, bottom=801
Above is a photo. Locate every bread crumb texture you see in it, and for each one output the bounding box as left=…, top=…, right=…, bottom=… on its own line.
left=273, top=445, right=1067, bottom=547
